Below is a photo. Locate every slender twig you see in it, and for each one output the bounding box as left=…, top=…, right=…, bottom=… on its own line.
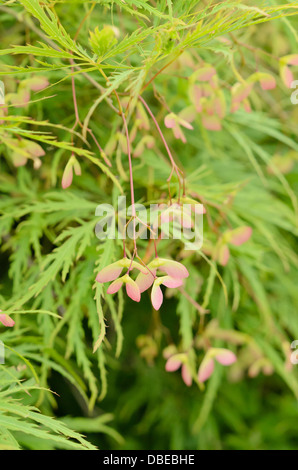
left=122, top=112, right=135, bottom=215
left=141, top=52, right=183, bottom=93
left=73, top=2, right=96, bottom=41
left=178, top=287, right=209, bottom=315
left=70, top=59, right=111, bottom=167
left=139, top=96, right=177, bottom=170
left=138, top=95, right=184, bottom=200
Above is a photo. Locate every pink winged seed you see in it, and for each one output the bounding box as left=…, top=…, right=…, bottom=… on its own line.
left=228, top=226, right=252, bottom=246
left=218, top=244, right=230, bottom=266
left=198, top=357, right=215, bottom=383
left=232, top=83, right=253, bottom=103
left=29, top=77, right=49, bottom=92
left=195, top=66, right=216, bottom=82
left=26, top=141, right=45, bottom=157
left=0, top=313, right=15, bottom=327
left=135, top=269, right=156, bottom=293
left=165, top=356, right=182, bottom=372
left=280, top=65, right=294, bottom=88
left=161, top=276, right=183, bottom=289
left=215, top=349, right=237, bottom=366
left=181, top=363, right=192, bottom=387
left=178, top=119, right=194, bottom=130
left=173, top=126, right=186, bottom=143
left=126, top=279, right=141, bottom=302
left=260, top=75, right=276, bottom=90
left=107, top=278, right=123, bottom=294
left=284, top=54, right=298, bottom=66
left=158, top=259, right=189, bottom=279
left=151, top=284, right=164, bottom=310
left=96, top=262, right=123, bottom=283
left=164, top=114, right=177, bottom=129
left=61, top=164, right=73, bottom=189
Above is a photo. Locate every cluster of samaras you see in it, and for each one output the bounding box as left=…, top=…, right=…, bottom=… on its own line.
left=96, top=257, right=189, bottom=310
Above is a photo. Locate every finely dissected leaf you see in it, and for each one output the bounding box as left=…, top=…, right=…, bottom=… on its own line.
left=18, top=0, right=84, bottom=57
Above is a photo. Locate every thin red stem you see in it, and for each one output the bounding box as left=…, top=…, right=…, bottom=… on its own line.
left=71, top=70, right=80, bottom=124
left=122, top=111, right=136, bottom=216
left=139, top=96, right=177, bottom=170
